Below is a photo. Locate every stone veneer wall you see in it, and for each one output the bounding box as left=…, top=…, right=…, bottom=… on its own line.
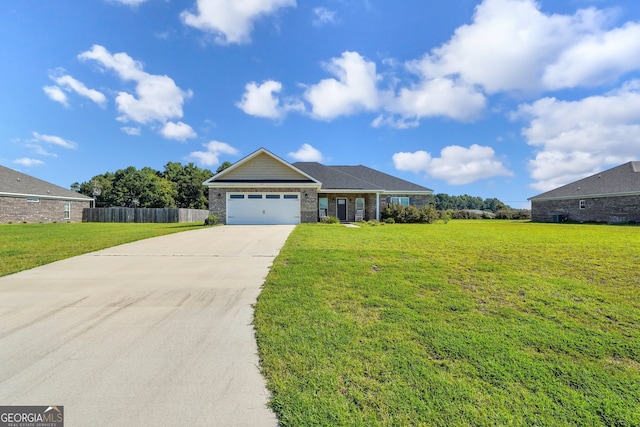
left=0, top=196, right=90, bottom=223
left=208, top=187, right=318, bottom=224
left=531, top=195, right=640, bottom=223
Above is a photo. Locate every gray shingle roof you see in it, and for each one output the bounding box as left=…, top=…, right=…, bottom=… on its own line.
left=293, top=162, right=432, bottom=193
left=529, top=161, right=640, bottom=201
left=0, top=165, right=92, bottom=201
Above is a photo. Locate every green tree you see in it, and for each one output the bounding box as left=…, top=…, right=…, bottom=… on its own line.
left=79, top=167, right=177, bottom=208
left=216, top=161, right=232, bottom=174
left=162, top=162, right=213, bottom=209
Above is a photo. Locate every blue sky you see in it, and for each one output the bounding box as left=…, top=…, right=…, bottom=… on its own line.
left=3, top=0, right=640, bottom=208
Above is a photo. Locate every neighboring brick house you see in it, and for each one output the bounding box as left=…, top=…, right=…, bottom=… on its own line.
left=0, top=165, right=93, bottom=223
left=204, top=148, right=433, bottom=224
left=528, top=161, right=640, bottom=224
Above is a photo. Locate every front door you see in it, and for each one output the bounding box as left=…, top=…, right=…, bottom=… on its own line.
left=337, top=198, right=347, bottom=222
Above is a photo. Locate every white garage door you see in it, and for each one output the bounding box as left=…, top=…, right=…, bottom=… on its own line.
left=227, top=193, right=300, bottom=225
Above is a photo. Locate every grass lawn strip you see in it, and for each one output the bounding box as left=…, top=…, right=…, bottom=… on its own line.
left=0, top=222, right=203, bottom=277
left=255, top=221, right=640, bottom=426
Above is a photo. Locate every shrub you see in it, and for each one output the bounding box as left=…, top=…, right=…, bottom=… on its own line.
left=204, top=214, right=218, bottom=226
left=382, top=204, right=438, bottom=224
left=321, top=216, right=340, bottom=224
left=419, top=205, right=439, bottom=224
left=439, top=210, right=452, bottom=224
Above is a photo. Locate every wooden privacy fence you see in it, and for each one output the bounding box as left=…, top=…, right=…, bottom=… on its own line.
left=83, top=208, right=210, bottom=223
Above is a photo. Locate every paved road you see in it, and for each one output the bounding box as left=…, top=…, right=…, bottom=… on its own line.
left=0, top=225, right=295, bottom=426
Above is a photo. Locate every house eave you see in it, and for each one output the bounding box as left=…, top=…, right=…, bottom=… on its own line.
left=205, top=182, right=321, bottom=189
left=380, top=190, right=433, bottom=195
left=529, top=191, right=640, bottom=202
left=318, top=189, right=433, bottom=194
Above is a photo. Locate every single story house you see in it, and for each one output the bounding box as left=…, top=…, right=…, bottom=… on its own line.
left=529, top=161, right=640, bottom=223
left=0, top=165, right=93, bottom=223
left=204, top=148, right=433, bottom=224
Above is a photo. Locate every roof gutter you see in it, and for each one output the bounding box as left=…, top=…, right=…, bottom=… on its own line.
left=0, top=192, right=93, bottom=202
left=205, top=182, right=321, bottom=189
left=529, top=190, right=640, bottom=202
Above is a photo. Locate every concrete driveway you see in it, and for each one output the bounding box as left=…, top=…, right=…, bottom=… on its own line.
left=0, top=224, right=295, bottom=426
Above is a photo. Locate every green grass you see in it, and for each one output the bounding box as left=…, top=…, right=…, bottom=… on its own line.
left=254, top=221, right=640, bottom=426
left=0, top=222, right=204, bottom=277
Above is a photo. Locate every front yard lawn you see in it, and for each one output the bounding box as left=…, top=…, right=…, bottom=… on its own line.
left=0, top=222, right=203, bottom=277
left=254, top=221, right=640, bottom=426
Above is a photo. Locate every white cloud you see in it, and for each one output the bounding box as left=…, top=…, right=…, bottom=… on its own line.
left=411, top=0, right=640, bottom=93
left=542, top=23, right=640, bottom=89
left=79, top=45, right=193, bottom=135
left=49, top=72, right=107, bottom=107
left=121, top=126, right=141, bottom=136
left=187, top=140, right=239, bottom=166
left=160, top=121, right=197, bottom=141
left=236, top=80, right=305, bottom=119
left=13, top=158, right=44, bottom=167
left=180, top=0, right=296, bottom=45
left=313, top=7, right=336, bottom=26
left=236, top=1, right=640, bottom=128
left=514, top=81, right=640, bottom=191
left=393, top=144, right=512, bottom=185
left=32, top=132, right=76, bottom=149
left=236, top=80, right=283, bottom=119
left=79, top=45, right=146, bottom=81
left=304, top=51, right=380, bottom=120
left=385, top=77, right=486, bottom=124
left=25, top=143, right=58, bottom=157
left=43, top=85, right=69, bottom=107
left=287, top=143, right=324, bottom=162
left=111, top=0, right=148, bottom=5
left=392, top=150, right=432, bottom=174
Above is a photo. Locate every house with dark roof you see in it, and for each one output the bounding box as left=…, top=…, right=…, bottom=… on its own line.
left=204, top=148, right=433, bottom=224
left=528, top=161, right=640, bottom=223
left=0, top=165, right=93, bottom=223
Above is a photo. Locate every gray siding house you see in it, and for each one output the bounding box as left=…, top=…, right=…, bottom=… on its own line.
left=0, top=165, right=93, bottom=223
left=529, top=161, right=640, bottom=223
left=204, top=148, right=433, bottom=224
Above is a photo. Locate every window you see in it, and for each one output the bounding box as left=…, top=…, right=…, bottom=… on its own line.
left=355, top=198, right=365, bottom=221
left=64, top=202, right=71, bottom=219
left=229, top=194, right=244, bottom=199
left=266, top=194, right=280, bottom=199
left=579, top=199, right=586, bottom=209
left=248, top=194, right=262, bottom=199
left=319, top=197, right=328, bottom=210
left=283, top=194, right=298, bottom=199
left=389, top=197, right=410, bottom=206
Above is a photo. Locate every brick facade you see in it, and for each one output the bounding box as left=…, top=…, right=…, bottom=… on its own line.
left=531, top=195, right=640, bottom=223
left=0, top=196, right=90, bottom=223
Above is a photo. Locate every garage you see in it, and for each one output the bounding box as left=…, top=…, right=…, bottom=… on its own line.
left=226, top=193, right=300, bottom=225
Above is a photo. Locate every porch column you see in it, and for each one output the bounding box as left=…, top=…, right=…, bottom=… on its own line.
left=376, top=193, right=380, bottom=221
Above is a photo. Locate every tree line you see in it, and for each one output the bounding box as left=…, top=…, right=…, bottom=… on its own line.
left=429, top=194, right=508, bottom=212
left=72, top=161, right=231, bottom=209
